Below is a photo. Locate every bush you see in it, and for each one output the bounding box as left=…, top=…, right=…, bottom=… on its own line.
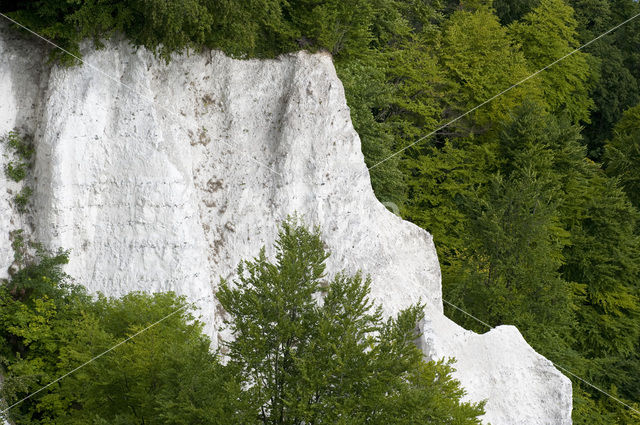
left=14, top=186, right=32, bottom=213
left=3, top=131, right=33, bottom=183
left=0, top=249, right=234, bottom=424
left=4, top=161, right=27, bottom=182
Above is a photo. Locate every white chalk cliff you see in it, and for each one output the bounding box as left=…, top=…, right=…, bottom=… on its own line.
left=0, top=23, right=572, bottom=424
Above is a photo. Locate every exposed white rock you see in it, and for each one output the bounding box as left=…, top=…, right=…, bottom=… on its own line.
left=0, top=23, right=572, bottom=424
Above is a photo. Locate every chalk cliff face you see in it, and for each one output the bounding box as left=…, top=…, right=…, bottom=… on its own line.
left=0, top=24, right=572, bottom=424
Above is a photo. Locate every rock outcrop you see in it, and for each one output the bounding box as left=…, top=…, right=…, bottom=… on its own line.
left=0, top=23, right=572, bottom=424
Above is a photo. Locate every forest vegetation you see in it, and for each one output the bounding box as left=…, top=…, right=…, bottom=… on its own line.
left=1, top=0, right=640, bottom=423
left=0, top=221, right=484, bottom=424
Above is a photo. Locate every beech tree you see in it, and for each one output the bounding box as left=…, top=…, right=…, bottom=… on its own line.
left=217, top=217, right=484, bottom=424
left=0, top=250, right=238, bottom=425
left=438, top=4, right=541, bottom=136
left=509, top=0, right=594, bottom=124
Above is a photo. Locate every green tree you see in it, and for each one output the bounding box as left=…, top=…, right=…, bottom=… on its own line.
left=445, top=103, right=575, bottom=343
left=450, top=170, right=572, bottom=339
left=0, top=250, right=236, bottom=425
left=509, top=0, right=594, bottom=124
left=72, top=0, right=215, bottom=61
left=0, top=248, right=95, bottom=423
left=438, top=4, right=542, bottom=136
left=58, top=292, right=244, bottom=425
left=217, top=217, right=484, bottom=424
left=6, top=0, right=85, bottom=63
left=337, top=55, right=407, bottom=206
left=402, top=137, right=497, bottom=275
left=605, top=103, right=640, bottom=208
left=335, top=0, right=443, bottom=206
left=566, top=0, right=640, bottom=159
left=285, top=0, right=376, bottom=57
left=582, top=43, right=640, bottom=159
left=561, top=170, right=639, bottom=358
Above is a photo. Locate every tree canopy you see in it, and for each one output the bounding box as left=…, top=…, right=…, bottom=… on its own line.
left=0, top=221, right=484, bottom=424
left=217, top=218, right=485, bottom=424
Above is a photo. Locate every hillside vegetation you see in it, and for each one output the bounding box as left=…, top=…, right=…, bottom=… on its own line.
left=0, top=221, right=484, bottom=424
left=2, top=0, right=640, bottom=422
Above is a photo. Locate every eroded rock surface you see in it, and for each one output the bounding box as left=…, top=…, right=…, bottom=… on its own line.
left=0, top=23, right=572, bottom=424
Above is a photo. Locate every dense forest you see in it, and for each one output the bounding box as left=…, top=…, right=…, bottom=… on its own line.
left=1, top=0, right=640, bottom=423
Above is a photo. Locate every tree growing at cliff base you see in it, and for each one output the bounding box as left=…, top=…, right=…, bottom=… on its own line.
left=217, top=217, right=485, bottom=424
left=0, top=249, right=240, bottom=425
left=1, top=221, right=483, bottom=424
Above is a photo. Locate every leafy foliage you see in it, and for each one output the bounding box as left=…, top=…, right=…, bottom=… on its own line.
left=3, top=0, right=640, bottom=421
left=492, top=0, right=539, bottom=24
left=566, top=0, right=640, bottom=159
left=218, top=217, right=484, bottom=424
left=2, top=131, right=33, bottom=183
left=438, top=5, right=539, bottom=135
left=1, top=222, right=484, bottom=424
left=0, top=250, right=237, bottom=425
